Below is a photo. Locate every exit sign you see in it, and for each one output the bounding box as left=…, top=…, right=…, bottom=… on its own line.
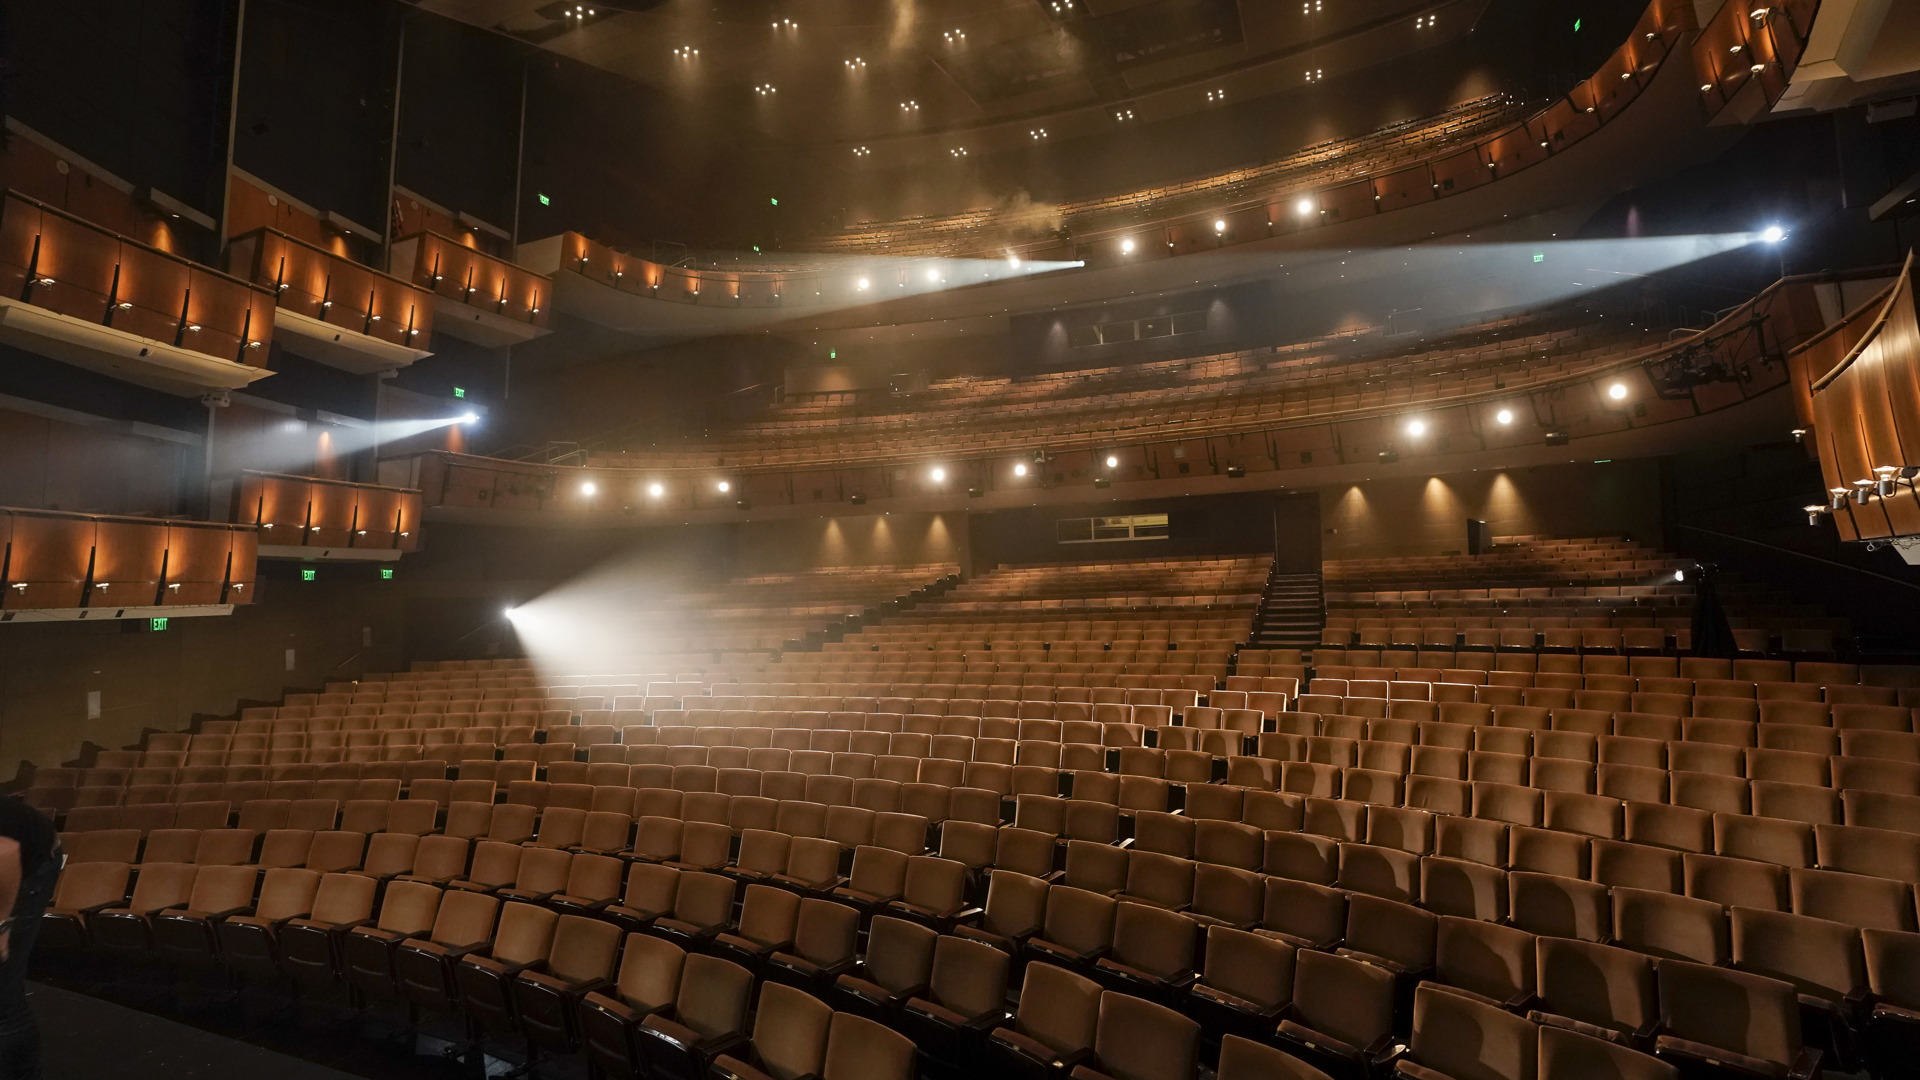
left=453, top=387, right=466, bottom=398
left=149, top=617, right=169, bottom=632
left=301, top=568, right=317, bottom=582
left=381, top=568, right=394, bottom=580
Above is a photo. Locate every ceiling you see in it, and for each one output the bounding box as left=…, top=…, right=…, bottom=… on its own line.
left=411, top=0, right=1486, bottom=149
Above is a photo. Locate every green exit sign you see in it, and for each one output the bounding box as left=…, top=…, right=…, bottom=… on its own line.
left=381, top=568, right=395, bottom=580
left=769, top=197, right=779, bottom=206
left=301, top=568, right=317, bottom=582
left=149, top=617, right=169, bottom=632
left=1533, top=252, right=1545, bottom=263
left=538, top=194, right=551, bottom=206
left=453, top=386, right=466, bottom=399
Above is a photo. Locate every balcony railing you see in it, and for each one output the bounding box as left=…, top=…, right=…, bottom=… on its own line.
left=0, top=508, right=256, bottom=611
left=229, top=227, right=434, bottom=352
left=233, top=471, right=423, bottom=552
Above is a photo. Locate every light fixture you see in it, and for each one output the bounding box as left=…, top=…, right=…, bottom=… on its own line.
left=1804, top=504, right=1826, bottom=526
left=1104, top=454, right=1119, bottom=468
left=1295, top=197, right=1315, bottom=217
left=648, top=482, right=665, bottom=497
left=1406, top=419, right=1427, bottom=436
left=926, top=268, right=941, bottom=282
left=856, top=278, right=870, bottom=290
left=1013, top=462, right=1029, bottom=477
left=1495, top=408, right=1513, bottom=425
left=1876, top=466, right=1899, bottom=497
left=1830, top=488, right=1850, bottom=510
left=930, top=467, right=947, bottom=483
left=1008, top=255, right=1022, bottom=269
left=460, top=412, right=479, bottom=424
left=1114, top=108, right=1135, bottom=122
left=1852, top=480, right=1873, bottom=505
left=1607, top=382, right=1629, bottom=400
left=503, top=606, right=519, bottom=621
left=580, top=481, right=597, bottom=496
left=717, top=480, right=731, bottom=493
left=1760, top=224, right=1786, bottom=243
left=1213, top=219, right=1226, bottom=233
left=1673, top=569, right=1686, bottom=582
left=852, top=146, right=869, bottom=157
left=1030, top=128, right=1047, bottom=140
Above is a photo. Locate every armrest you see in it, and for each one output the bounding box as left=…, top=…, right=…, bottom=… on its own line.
left=639, top=1013, right=703, bottom=1053
left=1027, top=937, right=1106, bottom=965
left=952, top=926, right=1018, bottom=954
left=991, top=1027, right=1074, bottom=1070
left=1788, top=1047, right=1823, bottom=1080
left=710, top=1057, right=792, bottom=1080
left=1189, top=983, right=1282, bottom=1021
left=520, top=971, right=611, bottom=998
left=836, top=974, right=926, bottom=1008
left=160, top=906, right=252, bottom=923
left=602, top=903, right=665, bottom=923
left=465, top=954, right=547, bottom=980
left=1094, top=958, right=1193, bottom=992
left=1394, top=1060, right=1452, bottom=1080
left=1278, top=1019, right=1363, bottom=1063
left=770, top=873, right=843, bottom=893
left=548, top=893, right=613, bottom=911
left=1655, top=1035, right=1796, bottom=1079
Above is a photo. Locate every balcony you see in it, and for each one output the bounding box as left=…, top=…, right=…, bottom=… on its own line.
left=228, top=228, right=434, bottom=374
left=387, top=232, right=551, bottom=347
left=0, top=508, right=256, bottom=621
left=0, top=190, right=276, bottom=396
left=233, top=471, right=424, bottom=560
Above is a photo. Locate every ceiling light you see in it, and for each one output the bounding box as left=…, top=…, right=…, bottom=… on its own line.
left=580, top=481, right=597, bottom=496
left=1114, top=108, right=1134, bottom=122
left=647, top=483, right=664, bottom=497
left=852, top=146, right=869, bottom=156
left=1495, top=408, right=1513, bottom=425
left=1607, top=382, right=1629, bottom=400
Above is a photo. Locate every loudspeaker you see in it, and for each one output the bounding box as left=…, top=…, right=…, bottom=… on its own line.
left=1467, top=518, right=1492, bottom=555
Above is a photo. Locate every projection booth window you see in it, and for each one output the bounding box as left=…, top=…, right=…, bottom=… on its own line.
left=1057, top=513, right=1171, bottom=544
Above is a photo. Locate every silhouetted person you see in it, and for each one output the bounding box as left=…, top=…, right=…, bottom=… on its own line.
left=0, top=795, right=59, bottom=1079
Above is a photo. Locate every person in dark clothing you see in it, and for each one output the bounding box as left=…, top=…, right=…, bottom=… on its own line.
left=0, top=797, right=60, bottom=1080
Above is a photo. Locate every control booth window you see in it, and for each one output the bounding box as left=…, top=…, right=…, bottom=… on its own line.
left=1057, top=513, right=1171, bottom=544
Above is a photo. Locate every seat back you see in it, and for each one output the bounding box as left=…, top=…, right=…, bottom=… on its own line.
left=1090, top=991, right=1200, bottom=1080
left=750, top=981, right=833, bottom=1080
left=822, top=1011, right=917, bottom=1080
left=547, top=914, right=622, bottom=984
left=1410, top=984, right=1539, bottom=1080
left=861, top=915, right=937, bottom=993
left=674, top=954, right=754, bottom=1040
left=612, top=932, right=685, bottom=1011
left=1013, top=961, right=1103, bottom=1056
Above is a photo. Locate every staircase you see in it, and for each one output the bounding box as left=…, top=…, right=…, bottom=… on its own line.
left=1248, top=569, right=1324, bottom=649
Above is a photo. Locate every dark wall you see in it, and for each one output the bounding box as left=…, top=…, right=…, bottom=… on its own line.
left=395, top=15, right=523, bottom=231
left=1662, top=440, right=1920, bottom=655
left=0, top=561, right=406, bottom=778
left=233, top=0, right=400, bottom=235
left=0, top=0, right=237, bottom=225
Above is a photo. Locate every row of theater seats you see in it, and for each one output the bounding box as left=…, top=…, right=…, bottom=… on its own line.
left=41, top=790, right=1918, bottom=1080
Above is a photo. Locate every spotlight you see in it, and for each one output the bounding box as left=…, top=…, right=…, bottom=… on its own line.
left=1607, top=382, right=1629, bottom=401
left=1104, top=454, right=1119, bottom=468
left=1213, top=219, right=1226, bottom=233
left=1673, top=569, right=1685, bottom=582
left=926, top=268, right=941, bottom=282
left=1296, top=198, right=1315, bottom=217
left=1852, top=481, right=1872, bottom=505
left=1495, top=409, right=1513, bottom=425
left=460, top=412, right=479, bottom=424
left=1120, top=238, right=1135, bottom=254
left=1760, top=225, right=1786, bottom=244
left=647, top=482, right=665, bottom=498
left=1830, top=488, right=1849, bottom=510
left=856, top=278, right=869, bottom=290
left=580, top=481, right=597, bottom=496
left=1876, top=467, right=1899, bottom=497
left=1013, top=462, right=1028, bottom=477
left=1790, top=428, right=1806, bottom=443
left=717, top=480, right=732, bottom=493
left=1008, top=255, right=1022, bottom=269
left=503, top=606, right=519, bottom=621
left=1804, top=504, right=1826, bottom=526
left=1406, top=419, right=1427, bottom=437
left=930, top=467, right=947, bottom=483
